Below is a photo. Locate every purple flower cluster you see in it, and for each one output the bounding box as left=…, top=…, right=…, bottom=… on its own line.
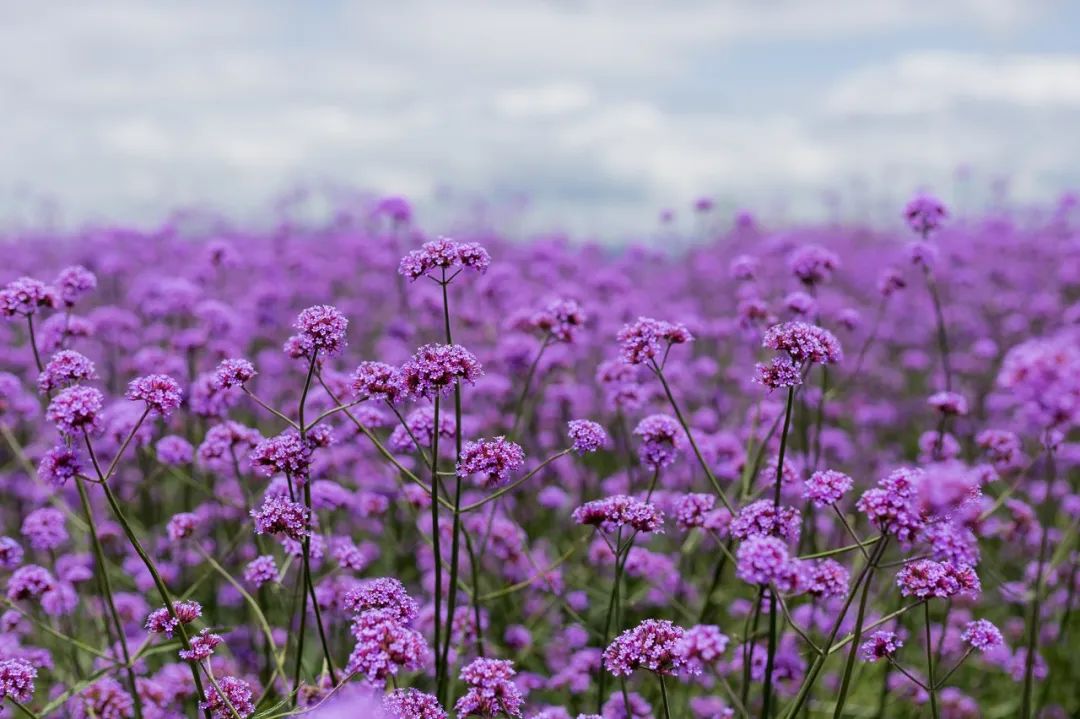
left=762, top=321, right=843, bottom=365
left=454, top=658, right=525, bottom=718
left=457, top=436, right=526, bottom=489
left=632, top=414, right=685, bottom=469
left=400, top=343, right=483, bottom=399
left=730, top=500, right=801, bottom=544
left=603, top=619, right=687, bottom=677
left=572, top=495, right=664, bottom=534
left=616, top=317, right=694, bottom=365
left=398, top=237, right=491, bottom=281
left=858, top=631, right=903, bottom=662
left=896, top=559, right=981, bottom=599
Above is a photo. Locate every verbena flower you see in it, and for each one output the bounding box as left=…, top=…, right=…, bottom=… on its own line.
left=567, top=419, right=608, bottom=453
left=904, top=193, right=947, bottom=235
left=54, top=265, right=97, bottom=307
left=351, top=361, right=405, bottom=402
left=251, top=496, right=311, bottom=540
left=343, top=577, right=419, bottom=624
left=632, top=414, right=685, bottom=469
left=178, top=628, right=223, bottom=661
left=572, top=496, right=664, bottom=534
left=457, top=437, right=526, bottom=489
left=212, top=358, right=257, bottom=390
left=762, top=321, right=843, bottom=365
left=293, top=304, right=349, bottom=357
left=346, top=609, right=430, bottom=686
left=803, top=469, right=853, bottom=507
left=896, top=559, right=981, bottom=599
left=398, top=237, right=491, bottom=281
left=454, top=658, right=525, bottom=718
left=384, top=688, right=447, bottom=719
left=0, top=277, right=57, bottom=318
left=603, top=619, right=686, bottom=677
left=47, top=385, right=105, bottom=435
left=200, top=676, right=254, bottom=719
left=730, top=500, right=801, bottom=544
left=858, top=631, right=903, bottom=662
left=38, top=350, right=97, bottom=392
left=616, top=317, right=693, bottom=365
left=125, top=374, right=183, bottom=417
left=400, top=344, right=483, bottom=399
left=0, top=658, right=37, bottom=703
left=960, top=619, right=1004, bottom=652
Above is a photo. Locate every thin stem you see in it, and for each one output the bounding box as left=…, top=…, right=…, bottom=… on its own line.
left=651, top=361, right=734, bottom=512
left=924, top=602, right=940, bottom=719
left=832, top=506, right=870, bottom=559
left=924, top=271, right=953, bottom=391
left=658, top=673, right=672, bottom=719
left=764, top=385, right=796, bottom=717
left=831, top=539, right=885, bottom=718
left=508, top=334, right=551, bottom=439
left=430, top=394, right=445, bottom=699
left=934, top=646, right=973, bottom=689
left=241, top=388, right=300, bottom=430
left=25, top=315, right=45, bottom=373
left=1022, top=442, right=1056, bottom=718
left=86, top=434, right=210, bottom=717
left=73, top=475, right=144, bottom=719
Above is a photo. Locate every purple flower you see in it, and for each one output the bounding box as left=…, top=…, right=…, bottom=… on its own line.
left=673, top=624, right=729, bottom=675
left=0, top=658, right=36, bottom=703
left=904, top=193, right=947, bottom=235
left=928, top=391, right=968, bottom=416
left=0, top=537, right=24, bottom=570
left=454, top=658, right=525, bottom=718
left=896, top=559, right=981, bottom=599
left=166, top=512, right=199, bottom=541
left=125, top=374, right=183, bottom=417
left=47, top=385, right=105, bottom=435
left=803, top=469, right=853, bottom=507
left=603, top=619, right=686, bottom=677
left=762, top=322, right=843, bottom=365
left=856, top=468, right=926, bottom=544
left=0, top=277, right=57, bottom=318
left=526, top=299, right=587, bottom=343
left=69, top=677, right=135, bottom=719
left=155, top=435, right=194, bottom=466
left=674, top=493, right=716, bottom=530
left=633, top=414, right=685, bottom=469
left=346, top=609, right=430, bottom=686
left=753, top=356, right=803, bottom=390
left=178, top=628, right=223, bottom=661
left=212, top=358, right=257, bottom=390
left=145, top=600, right=202, bottom=636
left=7, top=565, right=56, bottom=601
left=858, top=631, right=903, bottom=662
left=384, top=688, right=447, bottom=719
left=251, top=496, right=311, bottom=540
left=960, top=619, right=1003, bottom=651
left=249, top=430, right=313, bottom=479
left=294, top=304, right=349, bottom=357
left=243, top=555, right=278, bottom=588
left=730, top=500, right=801, bottom=544
left=400, top=343, right=483, bottom=399
left=398, top=237, right=491, bottom=281
left=457, top=437, right=526, bottom=489
left=351, top=361, right=405, bottom=402
left=38, top=445, right=82, bottom=486
left=21, top=507, right=68, bottom=551
left=198, top=421, right=263, bottom=470
left=735, top=536, right=802, bottom=591
left=343, top=577, right=419, bottom=624
left=788, top=244, right=840, bottom=286
left=572, top=495, right=664, bottom=534
left=567, top=419, right=608, bottom=454
left=200, top=676, right=254, bottom=719
left=38, top=350, right=97, bottom=392
left=54, top=265, right=97, bottom=307
left=805, top=559, right=849, bottom=598
left=616, top=317, right=694, bottom=366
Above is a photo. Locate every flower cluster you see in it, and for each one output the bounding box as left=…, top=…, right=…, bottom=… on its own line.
left=572, top=495, right=664, bottom=534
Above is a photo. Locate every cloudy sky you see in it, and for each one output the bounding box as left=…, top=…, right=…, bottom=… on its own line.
left=2, top=1, right=1079, bottom=235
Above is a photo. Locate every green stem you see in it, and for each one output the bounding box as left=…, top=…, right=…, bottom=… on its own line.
left=831, top=541, right=886, bottom=718
left=925, top=602, right=940, bottom=719
left=73, top=476, right=144, bottom=719
left=652, top=361, right=734, bottom=512
left=658, top=673, right=672, bottom=719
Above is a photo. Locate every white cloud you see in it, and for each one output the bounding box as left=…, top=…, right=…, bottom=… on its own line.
left=827, top=52, right=1080, bottom=115
left=0, top=1, right=1075, bottom=234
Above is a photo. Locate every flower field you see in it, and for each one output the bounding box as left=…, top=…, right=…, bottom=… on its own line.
left=0, top=194, right=1077, bottom=718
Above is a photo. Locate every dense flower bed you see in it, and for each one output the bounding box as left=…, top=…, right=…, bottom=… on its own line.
left=0, top=194, right=1077, bottom=718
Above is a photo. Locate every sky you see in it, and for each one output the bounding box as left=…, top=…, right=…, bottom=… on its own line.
left=2, top=0, right=1079, bottom=236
